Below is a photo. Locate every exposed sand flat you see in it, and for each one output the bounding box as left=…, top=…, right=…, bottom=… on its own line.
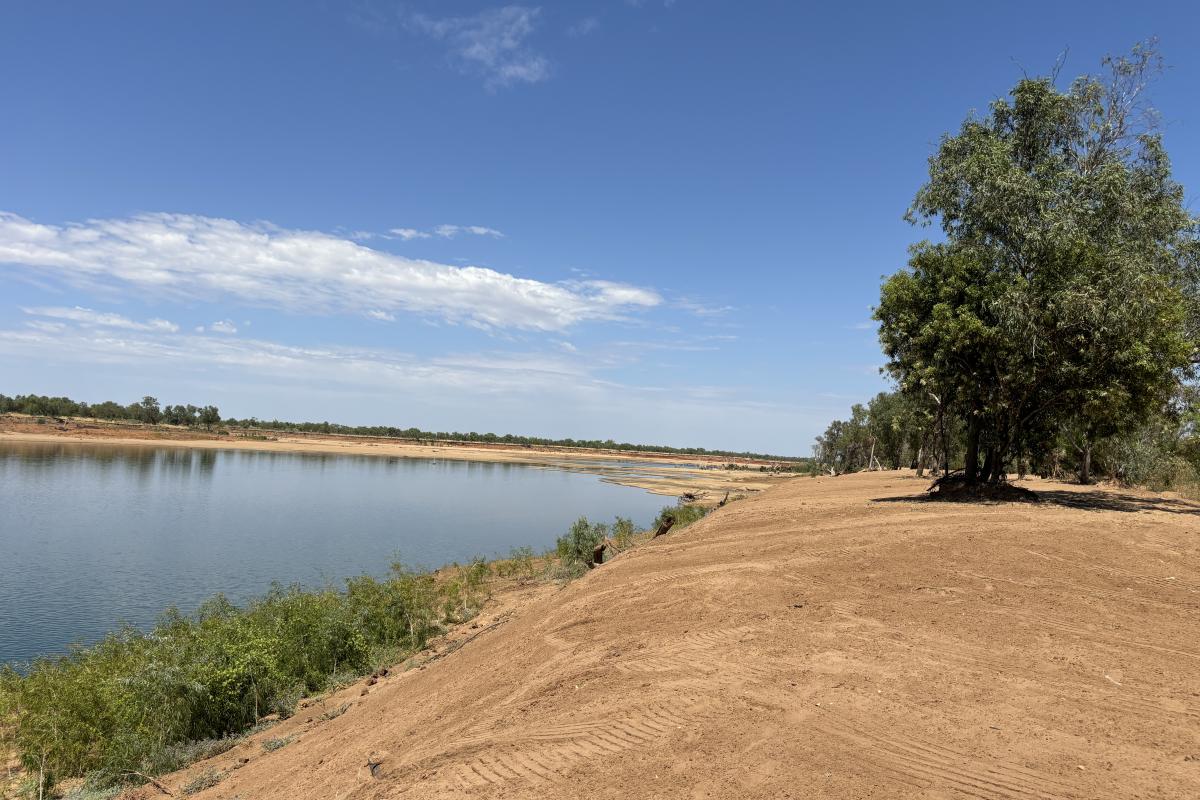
left=129, top=471, right=1200, bottom=799
left=0, top=419, right=791, bottom=498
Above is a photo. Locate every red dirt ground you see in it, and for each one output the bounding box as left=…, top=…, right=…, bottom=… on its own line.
left=128, top=471, right=1200, bottom=799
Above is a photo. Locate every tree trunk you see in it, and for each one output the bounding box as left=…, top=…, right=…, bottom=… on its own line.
left=915, top=445, right=925, bottom=478
left=1078, top=441, right=1092, bottom=485
left=981, top=446, right=996, bottom=484
left=964, top=418, right=980, bottom=484
left=990, top=453, right=1007, bottom=483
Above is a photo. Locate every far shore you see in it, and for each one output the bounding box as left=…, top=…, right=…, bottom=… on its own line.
left=0, top=416, right=798, bottom=499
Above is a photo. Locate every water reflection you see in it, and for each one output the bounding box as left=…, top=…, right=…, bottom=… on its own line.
left=0, top=441, right=666, bottom=667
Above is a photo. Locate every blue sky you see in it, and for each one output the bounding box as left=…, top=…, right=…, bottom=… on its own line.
left=1, top=1, right=1198, bottom=455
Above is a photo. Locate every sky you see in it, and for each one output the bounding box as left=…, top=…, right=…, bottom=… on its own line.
left=2, top=1, right=1198, bottom=455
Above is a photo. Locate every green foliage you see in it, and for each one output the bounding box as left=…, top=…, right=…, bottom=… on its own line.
left=555, top=517, right=608, bottom=567
left=0, top=394, right=219, bottom=428
left=611, top=517, right=636, bottom=550
left=504, top=546, right=537, bottom=578
left=0, top=558, right=494, bottom=792
left=875, top=42, right=1199, bottom=485
left=813, top=392, right=937, bottom=475
left=261, top=736, right=293, bottom=752
left=654, top=503, right=708, bottom=531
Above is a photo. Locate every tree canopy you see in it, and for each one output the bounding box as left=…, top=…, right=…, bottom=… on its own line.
left=875, top=42, right=1199, bottom=485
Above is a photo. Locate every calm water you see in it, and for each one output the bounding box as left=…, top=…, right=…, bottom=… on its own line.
left=0, top=442, right=667, bottom=666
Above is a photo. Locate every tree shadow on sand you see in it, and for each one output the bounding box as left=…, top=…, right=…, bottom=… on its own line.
left=872, top=486, right=1200, bottom=515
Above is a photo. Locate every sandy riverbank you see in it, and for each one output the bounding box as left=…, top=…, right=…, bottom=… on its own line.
left=121, top=470, right=1200, bottom=799
left=0, top=417, right=796, bottom=499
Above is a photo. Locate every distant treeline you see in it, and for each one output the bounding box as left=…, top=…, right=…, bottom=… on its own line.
left=0, top=393, right=805, bottom=462
left=811, top=388, right=1200, bottom=497
left=1, top=393, right=220, bottom=428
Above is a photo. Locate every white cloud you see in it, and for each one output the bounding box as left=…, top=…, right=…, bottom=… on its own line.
left=25, top=320, right=66, bottom=334
left=407, top=6, right=550, bottom=89
left=0, top=211, right=659, bottom=332
left=0, top=325, right=822, bottom=453
left=389, top=227, right=432, bottom=240
left=0, top=327, right=593, bottom=397
left=22, top=305, right=179, bottom=333
left=209, top=319, right=238, bottom=335
left=389, top=224, right=505, bottom=240
left=433, top=224, right=504, bottom=239
left=567, top=17, right=599, bottom=37
left=677, top=298, right=735, bottom=317
left=366, top=310, right=396, bottom=322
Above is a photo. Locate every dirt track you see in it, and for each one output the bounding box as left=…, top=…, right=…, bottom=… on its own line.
left=141, top=471, right=1200, bottom=799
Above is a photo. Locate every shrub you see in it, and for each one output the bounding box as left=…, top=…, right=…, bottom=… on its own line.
left=0, top=504, right=672, bottom=793
left=506, top=546, right=536, bottom=578
left=653, top=503, right=708, bottom=532
left=611, top=517, right=636, bottom=550
left=261, top=736, right=293, bottom=752
left=555, top=517, right=608, bottom=567
left=182, top=767, right=222, bottom=795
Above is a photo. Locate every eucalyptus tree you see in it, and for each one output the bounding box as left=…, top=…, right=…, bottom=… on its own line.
left=876, top=42, right=1198, bottom=485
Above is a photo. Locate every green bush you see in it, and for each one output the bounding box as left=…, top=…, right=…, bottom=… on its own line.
left=611, top=517, right=636, bottom=550
left=0, top=561, right=473, bottom=793
left=0, top=506, right=677, bottom=793
left=653, top=503, right=708, bottom=532
left=555, top=517, right=608, bottom=566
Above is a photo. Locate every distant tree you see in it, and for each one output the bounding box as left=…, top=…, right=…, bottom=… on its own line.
left=137, top=396, right=162, bottom=425
left=198, top=405, right=221, bottom=429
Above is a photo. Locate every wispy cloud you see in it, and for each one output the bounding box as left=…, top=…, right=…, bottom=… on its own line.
left=22, top=305, right=178, bottom=333
left=388, top=224, right=504, bottom=240
left=0, top=324, right=822, bottom=452
left=389, top=227, right=431, bottom=241
left=0, top=211, right=659, bottom=332
left=406, top=5, right=550, bottom=90
left=433, top=224, right=504, bottom=239
left=209, top=319, right=238, bottom=335
left=677, top=298, right=734, bottom=317
left=567, top=17, right=599, bottom=37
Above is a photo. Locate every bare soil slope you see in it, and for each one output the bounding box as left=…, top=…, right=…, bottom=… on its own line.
left=143, top=472, right=1200, bottom=799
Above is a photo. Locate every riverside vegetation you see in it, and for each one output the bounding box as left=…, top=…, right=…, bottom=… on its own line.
left=812, top=42, right=1200, bottom=498
left=0, top=393, right=803, bottom=463
left=0, top=503, right=709, bottom=798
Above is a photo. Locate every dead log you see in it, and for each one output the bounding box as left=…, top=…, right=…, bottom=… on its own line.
left=717, top=490, right=730, bottom=507
left=652, top=514, right=675, bottom=538
left=587, top=541, right=608, bottom=568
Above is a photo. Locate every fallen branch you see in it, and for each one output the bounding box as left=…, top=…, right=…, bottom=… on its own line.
left=124, top=771, right=173, bottom=796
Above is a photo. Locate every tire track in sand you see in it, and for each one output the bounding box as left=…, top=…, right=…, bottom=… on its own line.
left=809, top=707, right=1076, bottom=799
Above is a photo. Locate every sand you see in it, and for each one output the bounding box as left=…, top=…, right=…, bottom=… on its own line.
left=124, top=470, right=1200, bottom=799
